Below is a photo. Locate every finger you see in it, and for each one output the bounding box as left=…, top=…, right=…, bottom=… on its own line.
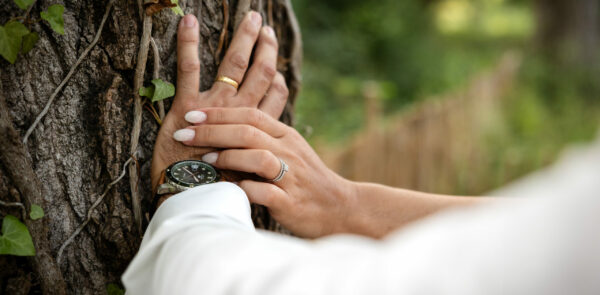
left=173, top=124, right=274, bottom=149
left=184, top=107, right=288, bottom=138
left=236, top=26, right=278, bottom=105
left=202, top=149, right=282, bottom=180
left=258, top=72, right=289, bottom=119
left=238, top=180, right=289, bottom=210
left=212, top=11, right=262, bottom=95
left=176, top=14, right=201, bottom=100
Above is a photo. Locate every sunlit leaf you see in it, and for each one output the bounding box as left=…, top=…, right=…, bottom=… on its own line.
left=21, top=32, right=39, bottom=54
left=0, top=21, right=30, bottom=63
left=139, top=86, right=154, bottom=98
left=150, top=79, right=175, bottom=102
left=170, top=0, right=184, bottom=16
left=29, top=204, right=44, bottom=220
left=0, top=215, right=35, bottom=256
left=41, top=4, right=65, bottom=35
left=13, top=0, right=35, bottom=10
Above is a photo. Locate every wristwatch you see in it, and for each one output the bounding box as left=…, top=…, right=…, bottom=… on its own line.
left=156, top=160, right=222, bottom=195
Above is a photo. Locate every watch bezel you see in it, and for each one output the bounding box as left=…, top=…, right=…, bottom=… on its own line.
left=165, top=160, right=221, bottom=188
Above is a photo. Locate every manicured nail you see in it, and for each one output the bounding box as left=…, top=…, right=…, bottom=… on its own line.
left=249, top=11, right=261, bottom=27
left=183, top=15, right=196, bottom=27
left=173, top=129, right=195, bottom=141
left=264, top=26, right=275, bottom=37
left=184, top=111, right=206, bottom=123
left=202, top=152, right=218, bottom=164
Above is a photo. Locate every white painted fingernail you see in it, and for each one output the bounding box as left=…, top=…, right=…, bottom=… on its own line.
left=202, top=152, right=218, bottom=164
left=184, top=111, right=207, bottom=123
left=173, top=129, right=195, bottom=141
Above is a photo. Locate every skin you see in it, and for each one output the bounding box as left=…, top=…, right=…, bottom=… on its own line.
left=151, top=12, right=289, bottom=193
left=173, top=108, right=487, bottom=239
left=157, top=13, right=485, bottom=240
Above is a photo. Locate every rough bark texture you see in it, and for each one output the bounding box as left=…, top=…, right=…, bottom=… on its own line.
left=0, top=0, right=302, bottom=293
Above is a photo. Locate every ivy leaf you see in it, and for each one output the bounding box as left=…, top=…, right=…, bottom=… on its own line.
left=21, top=32, right=39, bottom=54
left=139, top=79, right=175, bottom=102
left=41, top=4, right=65, bottom=35
left=0, top=21, right=30, bottom=64
left=170, top=0, right=184, bottom=16
left=107, top=283, right=125, bottom=295
left=139, top=86, right=154, bottom=98
left=0, top=215, right=36, bottom=256
left=13, top=0, right=35, bottom=10
left=29, top=204, right=44, bottom=220
left=150, top=79, right=175, bottom=102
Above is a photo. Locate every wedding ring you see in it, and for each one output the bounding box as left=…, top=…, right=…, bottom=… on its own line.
left=270, top=158, right=289, bottom=182
left=215, top=75, right=239, bottom=90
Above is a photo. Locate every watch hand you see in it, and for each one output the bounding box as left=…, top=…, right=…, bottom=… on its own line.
left=182, top=167, right=200, bottom=182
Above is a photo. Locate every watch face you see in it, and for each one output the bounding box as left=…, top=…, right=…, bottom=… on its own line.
left=166, top=160, right=220, bottom=187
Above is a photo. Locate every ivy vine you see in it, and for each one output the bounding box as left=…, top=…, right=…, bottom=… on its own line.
left=1, top=0, right=181, bottom=259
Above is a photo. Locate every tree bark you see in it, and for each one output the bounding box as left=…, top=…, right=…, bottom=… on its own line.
left=0, top=0, right=301, bottom=293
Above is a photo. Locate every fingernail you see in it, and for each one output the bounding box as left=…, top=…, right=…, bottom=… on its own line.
left=264, top=26, right=275, bottom=37
left=173, top=129, right=195, bottom=141
left=184, top=111, right=207, bottom=123
left=183, top=15, right=196, bottom=27
left=249, top=11, right=262, bottom=27
left=202, top=152, right=218, bottom=164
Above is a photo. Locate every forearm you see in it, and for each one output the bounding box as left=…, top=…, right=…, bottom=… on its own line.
left=345, top=182, right=485, bottom=238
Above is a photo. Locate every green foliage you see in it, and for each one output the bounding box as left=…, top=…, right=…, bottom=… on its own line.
left=0, top=21, right=31, bottom=63
left=21, top=31, right=39, bottom=54
left=0, top=215, right=36, bottom=256
left=106, top=283, right=125, bottom=295
left=41, top=4, right=65, bottom=35
left=14, top=0, right=35, bottom=10
left=139, top=79, right=175, bottom=102
left=170, top=0, right=184, bottom=16
left=30, top=204, right=44, bottom=220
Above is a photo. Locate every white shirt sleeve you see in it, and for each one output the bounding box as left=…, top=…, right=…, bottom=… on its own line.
left=122, top=182, right=600, bottom=295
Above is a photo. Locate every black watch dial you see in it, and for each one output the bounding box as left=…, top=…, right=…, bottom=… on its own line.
left=166, top=160, right=220, bottom=187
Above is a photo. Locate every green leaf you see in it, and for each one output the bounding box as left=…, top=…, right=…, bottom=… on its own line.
left=0, top=21, right=30, bottom=64
left=139, top=79, right=175, bottom=102
left=13, top=0, right=35, bottom=10
left=106, top=283, right=125, bottom=295
left=0, top=215, right=35, bottom=256
left=150, top=79, right=175, bottom=102
left=41, top=4, right=65, bottom=35
left=29, top=204, right=44, bottom=220
left=21, top=32, right=39, bottom=54
left=170, top=0, right=184, bottom=16
left=139, top=86, right=154, bottom=98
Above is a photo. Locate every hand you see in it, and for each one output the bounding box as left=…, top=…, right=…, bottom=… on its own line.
left=151, top=13, right=289, bottom=191
left=174, top=108, right=359, bottom=238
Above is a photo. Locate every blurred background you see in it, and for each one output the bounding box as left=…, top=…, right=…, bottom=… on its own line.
left=291, top=0, right=600, bottom=196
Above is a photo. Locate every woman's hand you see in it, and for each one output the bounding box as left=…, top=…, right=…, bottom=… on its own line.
left=152, top=13, right=288, bottom=191
left=174, top=108, right=359, bottom=238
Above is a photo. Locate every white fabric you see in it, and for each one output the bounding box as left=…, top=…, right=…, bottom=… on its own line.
left=122, top=182, right=600, bottom=295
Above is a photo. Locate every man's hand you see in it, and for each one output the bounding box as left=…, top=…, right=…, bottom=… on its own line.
left=151, top=12, right=289, bottom=191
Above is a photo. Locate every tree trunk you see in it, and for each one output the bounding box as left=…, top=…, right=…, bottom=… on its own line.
left=0, top=0, right=301, bottom=294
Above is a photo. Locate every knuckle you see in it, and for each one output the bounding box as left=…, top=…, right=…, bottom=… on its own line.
left=198, top=126, right=214, bottom=144
left=178, top=59, right=201, bottom=73
left=177, top=32, right=199, bottom=43
left=258, top=151, right=274, bottom=171
left=227, top=52, right=249, bottom=72
left=239, top=126, right=256, bottom=145
left=258, top=61, right=277, bottom=79
left=240, top=20, right=259, bottom=36
left=274, top=80, right=289, bottom=98
left=247, top=109, right=264, bottom=126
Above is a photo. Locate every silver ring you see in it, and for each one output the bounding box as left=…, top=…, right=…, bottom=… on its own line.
left=270, top=158, right=289, bottom=182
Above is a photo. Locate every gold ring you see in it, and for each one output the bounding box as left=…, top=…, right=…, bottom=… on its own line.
left=215, top=76, right=239, bottom=90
